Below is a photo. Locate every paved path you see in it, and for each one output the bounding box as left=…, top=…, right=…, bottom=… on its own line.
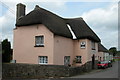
left=70, top=61, right=119, bottom=78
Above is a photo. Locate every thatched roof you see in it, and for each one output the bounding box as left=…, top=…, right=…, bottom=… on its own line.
left=65, top=18, right=100, bottom=42
left=16, top=5, right=72, bottom=38
left=16, top=5, right=101, bottom=42
left=98, top=43, right=108, bottom=52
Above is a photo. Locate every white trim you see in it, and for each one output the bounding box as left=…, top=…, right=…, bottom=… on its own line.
left=38, top=56, right=48, bottom=64
left=67, top=24, right=77, bottom=39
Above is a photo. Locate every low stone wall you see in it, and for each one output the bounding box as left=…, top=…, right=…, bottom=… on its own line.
left=69, top=60, right=98, bottom=76
left=2, top=61, right=98, bottom=79
left=2, top=63, right=69, bottom=79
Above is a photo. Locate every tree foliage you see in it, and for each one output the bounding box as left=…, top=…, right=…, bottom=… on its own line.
left=2, top=39, right=12, bottom=63
left=117, top=51, right=120, bottom=56
left=109, top=47, right=117, bottom=56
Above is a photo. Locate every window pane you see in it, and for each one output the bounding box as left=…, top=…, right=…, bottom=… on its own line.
left=35, top=36, right=44, bottom=46
left=64, top=56, right=70, bottom=65
left=39, top=56, right=48, bottom=64
left=76, top=56, right=82, bottom=63
left=41, top=36, right=44, bottom=44
left=80, top=42, right=85, bottom=48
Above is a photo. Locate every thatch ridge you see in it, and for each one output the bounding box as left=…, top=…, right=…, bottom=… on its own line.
left=98, top=43, right=108, bottom=52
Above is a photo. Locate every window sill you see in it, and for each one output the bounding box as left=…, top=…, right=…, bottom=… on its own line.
left=81, top=47, right=85, bottom=49
left=75, top=61, right=82, bottom=63
left=34, top=45, right=44, bottom=47
left=76, top=62, right=82, bottom=63
left=39, top=63, right=48, bottom=64
left=92, top=48, right=96, bottom=50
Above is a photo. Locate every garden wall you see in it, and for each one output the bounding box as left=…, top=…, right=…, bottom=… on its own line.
left=2, top=61, right=98, bottom=79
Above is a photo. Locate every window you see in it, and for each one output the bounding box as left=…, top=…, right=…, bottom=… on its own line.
left=64, top=56, right=70, bottom=65
left=76, top=56, right=82, bottom=63
left=80, top=42, right=86, bottom=48
left=38, top=56, right=48, bottom=64
left=91, top=41, right=95, bottom=50
left=35, top=36, right=44, bottom=47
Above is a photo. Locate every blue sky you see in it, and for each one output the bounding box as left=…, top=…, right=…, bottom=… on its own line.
left=0, top=1, right=119, bottom=50
left=32, top=2, right=112, bottom=17
left=0, top=2, right=8, bottom=17
left=58, top=2, right=111, bottom=17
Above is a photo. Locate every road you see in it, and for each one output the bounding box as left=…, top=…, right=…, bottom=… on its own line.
left=71, top=61, right=119, bottom=78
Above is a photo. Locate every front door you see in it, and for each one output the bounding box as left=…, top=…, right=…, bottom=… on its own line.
left=64, top=56, right=70, bottom=65
left=92, top=54, right=95, bottom=69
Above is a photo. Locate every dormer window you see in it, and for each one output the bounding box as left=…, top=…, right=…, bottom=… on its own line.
left=35, top=36, right=44, bottom=47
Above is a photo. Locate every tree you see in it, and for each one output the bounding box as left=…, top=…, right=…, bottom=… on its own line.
left=117, top=51, right=120, bottom=56
left=2, top=39, right=12, bottom=63
left=109, top=47, right=117, bottom=56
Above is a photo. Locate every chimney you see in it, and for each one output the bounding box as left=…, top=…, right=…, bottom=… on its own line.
left=16, top=3, right=26, bottom=21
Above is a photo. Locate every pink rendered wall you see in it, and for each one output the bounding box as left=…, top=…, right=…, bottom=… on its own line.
left=87, top=40, right=98, bottom=62
left=73, top=39, right=89, bottom=66
left=13, top=23, right=99, bottom=66
left=13, top=24, right=54, bottom=64
left=53, top=37, right=99, bottom=66
left=53, top=35, right=74, bottom=65
left=73, top=39, right=99, bottom=66
left=97, top=52, right=104, bottom=61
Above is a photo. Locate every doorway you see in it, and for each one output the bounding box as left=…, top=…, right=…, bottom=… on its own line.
left=92, top=54, right=95, bottom=69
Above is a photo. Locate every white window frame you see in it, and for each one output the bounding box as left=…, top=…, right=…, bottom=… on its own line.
left=38, top=56, right=48, bottom=64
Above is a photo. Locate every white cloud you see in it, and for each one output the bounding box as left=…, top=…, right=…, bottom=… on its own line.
left=82, top=3, right=118, bottom=49
left=0, top=9, right=15, bottom=47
